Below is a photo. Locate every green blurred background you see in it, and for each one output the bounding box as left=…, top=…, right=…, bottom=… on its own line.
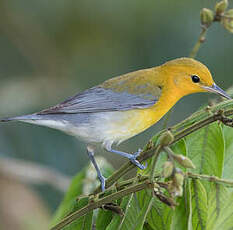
left=0, top=0, right=232, bottom=228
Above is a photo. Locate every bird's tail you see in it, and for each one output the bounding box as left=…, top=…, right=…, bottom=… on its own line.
left=0, top=114, right=39, bottom=123
left=0, top=114, right=68, bottom=132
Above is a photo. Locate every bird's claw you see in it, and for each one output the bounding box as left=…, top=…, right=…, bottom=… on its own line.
left=130, top=148, right=147, bottom=170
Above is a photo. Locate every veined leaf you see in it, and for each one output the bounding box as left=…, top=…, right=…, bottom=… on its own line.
left=191, top=179, right=207, bottom=230
left=96, top=208, right=113, bottom=230
left=139, top=190, right=172, bottom=230
left=106, top=195, right=131, bottom=230
left=185, top=123, right=224, bottom=177
left=206, top=183, right=229, bottom=230
left=118, top=192, right=154, bottom=230
left=171, top=139, right=187, bottom=157
left=222, top=126, right=233, bottom=179
left=134, top=197, right=154, bottom=230
left=171, top=139, right=188, bottom=171
left=171, top=180, right=189, bottom=230
left=211, top=191, right=233, bottom=230
left=117, top=193, right=140, bottom=230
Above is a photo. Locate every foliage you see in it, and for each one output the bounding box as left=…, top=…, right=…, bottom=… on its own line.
left=50, top=99, right=233, bottom=230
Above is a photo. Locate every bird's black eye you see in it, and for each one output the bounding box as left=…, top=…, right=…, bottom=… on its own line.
left=191, top=75, right=200, bottom=83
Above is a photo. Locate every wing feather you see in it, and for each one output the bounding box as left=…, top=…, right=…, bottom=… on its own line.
left=38, top=86, right=160, bottom=114
left=38, top=69, right=162, bottom=115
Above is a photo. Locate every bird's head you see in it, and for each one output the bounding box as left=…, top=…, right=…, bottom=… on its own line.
left=161, top=57, right=231, bottom=99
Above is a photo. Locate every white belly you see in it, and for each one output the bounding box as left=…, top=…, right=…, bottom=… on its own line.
left=20, top=109, right=155, bottom=149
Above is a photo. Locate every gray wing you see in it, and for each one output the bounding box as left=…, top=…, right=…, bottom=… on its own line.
left=38, top=86, right=159, bottom=114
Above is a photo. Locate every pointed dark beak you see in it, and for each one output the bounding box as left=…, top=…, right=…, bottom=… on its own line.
left=202, top=83, right=231, bottom=100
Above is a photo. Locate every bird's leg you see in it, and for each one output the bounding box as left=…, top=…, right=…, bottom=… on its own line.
left=86, top=145, right=106, bottom=191
left=105, top=147, right=146, bottom=170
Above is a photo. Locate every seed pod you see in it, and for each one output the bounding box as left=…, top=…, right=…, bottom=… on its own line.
left=172, top=154, right=196, bottom=169
left=159, top=130, right=174, bottom=146
left=215, top=0, right=228, bottom=16
left=221, top=9, right=233, bottom=33
left=162, top=161, right=174, bottom=178
left=200, top=8, right=214, bottom=27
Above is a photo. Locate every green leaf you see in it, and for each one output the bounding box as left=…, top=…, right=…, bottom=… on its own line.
left=171, top=139, right=187, bottom=157
left=136, top=139, right=188, bottom=230
left=96, top=208, right=113, bottom=230
left=187, top=180, right=193, bottom=230
left=134, top=197, right=154, bottom=230
left=139, top=190, right=172, bottom=230
left=211, top=191, right=233, bottom=230
left=118, top=192, right=154, bottom=230
left=62, top=198, right=93, bottom=230
left=206, top=183, right=229, bottom=230
left=117, top=193, right=140, bottom=230
left=205, top=182, right=233, bottom=230
left=106, top=195, right=131, bottom=230
left=143, top=224, right=155, bottom=230
left=50, top=171, right=93, bottom=230
left=50, top=170, right=86, bottom=227
left=171, top=139, right=189, bottom=171
left=191, top=179, right=207, bottom=230
left=170, top=181, right=189, bottom=230
left=51, top=157, right=114, bottom=230
left=222, top=126, right=233, bottom=179
left=185, top=123, right=224, bottom=177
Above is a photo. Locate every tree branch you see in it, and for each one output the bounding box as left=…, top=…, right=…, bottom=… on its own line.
left=187, top=172, right=233, bottom=187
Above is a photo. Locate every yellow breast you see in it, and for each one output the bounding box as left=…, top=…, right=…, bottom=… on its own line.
left=105, top=92, right=180, bottom=144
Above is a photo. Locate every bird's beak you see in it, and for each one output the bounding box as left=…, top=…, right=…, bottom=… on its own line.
left=202, top=83, right=231, bottom=100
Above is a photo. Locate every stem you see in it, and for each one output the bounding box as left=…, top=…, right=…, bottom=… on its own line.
left=149, top=145, right=162, bottom=182
left=187, top=172, right=233, bottom=187
left=189, top=26, right=207, bottom=59
left=50, top=180, right=153, bottom=230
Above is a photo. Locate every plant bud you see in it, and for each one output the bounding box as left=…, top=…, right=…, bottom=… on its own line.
left=173, top=172, right=184, bottom=187
left=215, top=0, right=228, bottom=16
left=159, top=130, right=174, bottom=146
left=172, top=154, right=196, bottom=169
left=175, top=186, right=183, bottom=197
left=167, top=181, right=183, bottom=197
left=162, top=161, right=174, bottom=178
left=221, top=9, right=233, bottom=33
left=200, top=8, right=214, bottom=27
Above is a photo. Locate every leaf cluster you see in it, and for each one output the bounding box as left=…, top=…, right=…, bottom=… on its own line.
left=50, top=98, right=233, bottom=230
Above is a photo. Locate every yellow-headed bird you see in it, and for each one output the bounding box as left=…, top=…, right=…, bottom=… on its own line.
left=1, top=58, right=231, bottom=191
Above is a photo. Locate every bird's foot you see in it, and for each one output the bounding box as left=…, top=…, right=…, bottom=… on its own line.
left=99, top=175, right=106, bottom=192
left=129, top=148, right=147, bottom=170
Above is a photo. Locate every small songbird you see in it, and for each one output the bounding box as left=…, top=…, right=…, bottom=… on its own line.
left=0, top=58, right=231, bottom=191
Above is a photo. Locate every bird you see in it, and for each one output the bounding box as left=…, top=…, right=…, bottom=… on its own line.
left=0, top=57, right=231, bottom=191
